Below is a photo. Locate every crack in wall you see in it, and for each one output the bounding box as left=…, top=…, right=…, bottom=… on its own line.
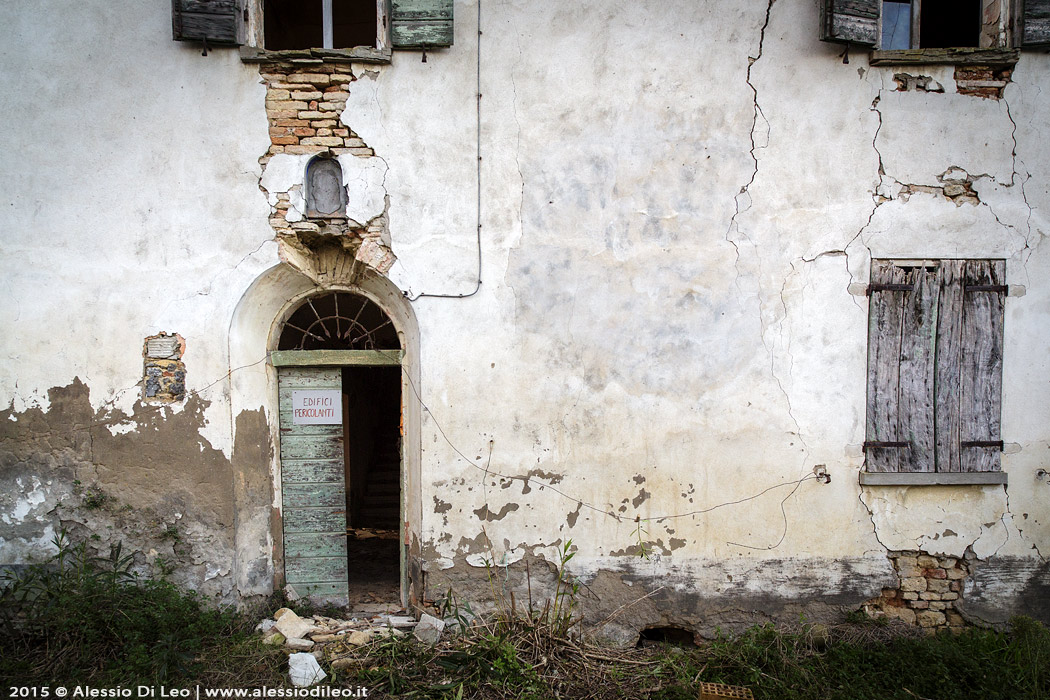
left=724, top=0, right=776, bottom=275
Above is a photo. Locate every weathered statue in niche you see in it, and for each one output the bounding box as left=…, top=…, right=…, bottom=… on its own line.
left=305, top=156, right=347, bottom=218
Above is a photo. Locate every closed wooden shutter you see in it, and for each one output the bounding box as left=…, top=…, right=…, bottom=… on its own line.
left=391, top=0, right=454, bottom=49
left=1021, top=0, right=1050, bottom=47
left=957, top=260, right=1005, bottom=472
left=279, top=367, right=349, bottom=606
left=865, top=260, right=1004, bottom=474
left=820, top=0, right=880, bottom=47
left=172, top=0, right=243, bottom=46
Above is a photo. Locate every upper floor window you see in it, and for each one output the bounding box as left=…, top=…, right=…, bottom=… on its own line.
left=882, top=0, right=982, bottom=50
left=264, top=0, right=379, bottom=50
left=820, top=0, right=1050, bottom=55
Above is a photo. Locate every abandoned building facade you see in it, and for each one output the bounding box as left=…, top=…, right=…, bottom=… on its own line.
left=1, top=0, right=1048, bottom=641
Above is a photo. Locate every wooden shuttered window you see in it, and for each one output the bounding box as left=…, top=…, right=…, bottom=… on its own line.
left=172, top=0, right=243, bottom=46
left=865, top=260, right=1004, bottom=474
left=391, top=0, right=454, bottom=49
left=820, top=0, right=880, bottom=47
left=1021, top=0, right=1050, bottom=47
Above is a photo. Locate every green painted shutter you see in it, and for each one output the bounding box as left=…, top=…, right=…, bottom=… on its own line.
left=172, top=0, right=243, bottom=46
left=1021, top=0, right=1050, bottom=47
left=820, top=0, right=880, bottom=47
left=392, top=0, right=454, bottom=49
left=279, top=367, right=348, bottom=606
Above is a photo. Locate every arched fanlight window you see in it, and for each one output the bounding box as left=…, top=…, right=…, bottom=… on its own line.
left=305, top=155, right=347, bottom=218
left=278, top=292, right=400, bottom=350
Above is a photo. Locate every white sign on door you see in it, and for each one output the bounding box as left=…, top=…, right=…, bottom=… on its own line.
left=292, top=390, right=343, bottom=425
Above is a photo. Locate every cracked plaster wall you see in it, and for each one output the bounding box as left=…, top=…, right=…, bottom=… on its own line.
left=1, top=0, right=1047, bottom=628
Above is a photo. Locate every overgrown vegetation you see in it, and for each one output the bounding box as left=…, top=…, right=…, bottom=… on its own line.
left=0, top=531, right=285, bottom=686
left=2, top=533, right=1048, bottom=699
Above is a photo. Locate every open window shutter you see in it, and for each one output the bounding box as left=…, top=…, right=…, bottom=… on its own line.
left=392, top=0, right=454, bottom=49
left=278, top=367, right=349, bottom=606
left=172, top=0, right=243, bottom=46
left=865, top=262, right=937, bottom=473
left=820, top=0, right=880, bottom=47
left=1020, top=0, right=1050, bottom=47
left=957, top=260, right=1005, bottom=472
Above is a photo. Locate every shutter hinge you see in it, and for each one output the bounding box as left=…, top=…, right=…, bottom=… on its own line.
left=964, top=284, right=1009, bottom=293
left=863, top=441, right=910, bottom=450
left=961, top=440, right=1004, bottom=450
left=866, top=283, right=915, bottom=296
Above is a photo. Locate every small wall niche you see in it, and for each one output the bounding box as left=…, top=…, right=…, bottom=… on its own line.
left=305, top=155, right=347, bottom=219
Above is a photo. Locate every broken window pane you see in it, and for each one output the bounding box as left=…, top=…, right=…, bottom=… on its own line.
left=882, top=1, right=912, bottom=50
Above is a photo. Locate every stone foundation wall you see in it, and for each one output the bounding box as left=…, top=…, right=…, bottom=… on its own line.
left=863, top=550, right=975, bottom=631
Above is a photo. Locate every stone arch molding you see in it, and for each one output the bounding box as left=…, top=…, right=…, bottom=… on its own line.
left=227, top=258, right=421, bottom=602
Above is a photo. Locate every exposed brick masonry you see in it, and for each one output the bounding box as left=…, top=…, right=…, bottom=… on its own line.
left=258, top=61, right=391, bottom=270
left=863, top=550, right=975, bottom=631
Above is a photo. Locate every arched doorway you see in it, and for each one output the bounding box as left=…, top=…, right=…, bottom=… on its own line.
left=273, top=291, right=404, bottom=607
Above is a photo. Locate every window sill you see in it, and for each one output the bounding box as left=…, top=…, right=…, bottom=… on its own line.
left=240, top=46, right=392, bottom=65
left=860, top=472, right=1007, bottom=486
left=870, top=48, right=1020, bottom=67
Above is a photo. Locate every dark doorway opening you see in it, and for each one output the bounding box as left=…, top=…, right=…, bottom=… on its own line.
left=343, top=365, right=401, bottom=604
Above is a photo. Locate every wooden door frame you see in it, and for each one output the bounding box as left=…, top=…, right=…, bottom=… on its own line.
left=268, top=285, right=421, bottom=609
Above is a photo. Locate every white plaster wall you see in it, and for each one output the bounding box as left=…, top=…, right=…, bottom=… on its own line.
left=1, top=0, right=1047, bottom=611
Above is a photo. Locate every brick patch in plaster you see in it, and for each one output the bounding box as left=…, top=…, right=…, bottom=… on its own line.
left=862, top=550, right=975, bottom=631
left=257, top=61, right=395, bottom=275
left=954, top=66, right=1013, bottom=100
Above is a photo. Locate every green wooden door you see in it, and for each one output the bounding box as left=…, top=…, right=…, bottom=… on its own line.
left=278, top=367, right=349, bottom=606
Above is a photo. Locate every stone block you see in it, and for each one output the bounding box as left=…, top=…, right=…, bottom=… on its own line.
left=346, top=630, right=374, bottom=646
left=297, top=111, right=328, bottom=119
left=267, top=89, right=291, bottom=100
left=275, top=609, right=315, bottom=640
left=916, top=611, right=946, bottom=628
left=947, top=567, right=968, bottom=580
left=916, top=555, right=939, bottom=568
left=267, top=100, right=309, bottom=111
left=911, top=600, right=929, bottom=609
left=291, top=91, right=323, bottom=100
left=319, top=102, right=345, bottom=111
left=927, top=578, right=950, bottom=593
left=925, top=568, right=947, bottom=579
left=941, top=592, right=958, bottom=601
left=413, top=613, right=446, bottom=645
left=938, top=557, right=958, bottom=568
left=286, top=637, right=315, bottom=651
left=301, top=136, right=344, bottom=146
left=882, top=606, right=916, bottom=625
left=901, top=577, right=927, bottom=592
left=288, top=73, right=331, bottom=84
left=929, top=602, right=947, bottom=611
left=902, top=592, right=919, bottom=600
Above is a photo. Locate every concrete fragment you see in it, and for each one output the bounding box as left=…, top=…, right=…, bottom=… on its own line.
left=286, top=637, right=315, bottom=651
left=288, top=652, right=326, bottom=687
left=413, top=613, right=445, bottom=645
left=311, top=633, right=340, bottom=643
